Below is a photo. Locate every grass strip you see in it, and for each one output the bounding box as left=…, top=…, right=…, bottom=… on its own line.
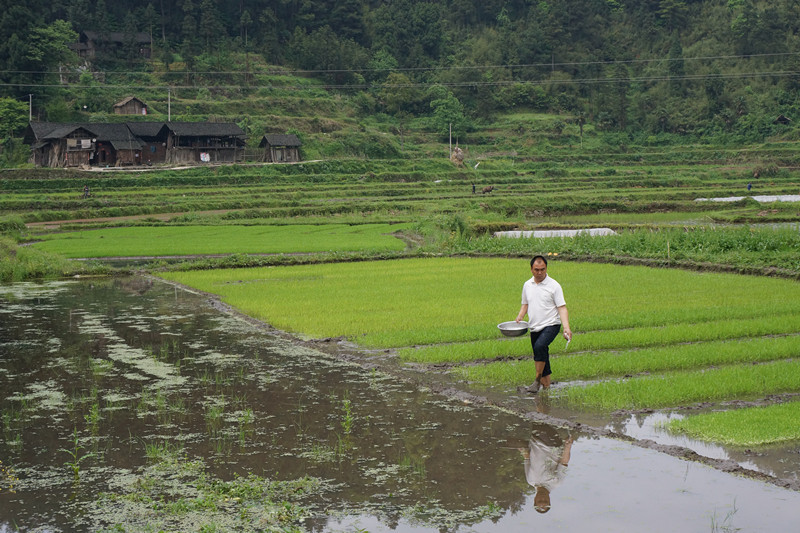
left=455, top=335, right=800, bottom=384
left=666, top=401, right=800, bottom=446
left=561, top=359, right=800, bottom=410
left=399, top=314, right=800, bottom=362
left=31, top=223, right=411, bottom=258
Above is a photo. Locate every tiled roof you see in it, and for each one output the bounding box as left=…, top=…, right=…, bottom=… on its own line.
left=261, top=134, right=302, bottom=147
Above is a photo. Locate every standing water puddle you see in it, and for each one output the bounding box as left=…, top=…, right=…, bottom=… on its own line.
left=1, top=277, right=799, bottom=532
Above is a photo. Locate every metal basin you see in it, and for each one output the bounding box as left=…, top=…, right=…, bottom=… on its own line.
left=497, top=321, right=529, bottom=337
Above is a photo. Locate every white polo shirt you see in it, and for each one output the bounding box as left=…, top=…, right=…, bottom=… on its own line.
left=521, top=275, right=566, bottom=332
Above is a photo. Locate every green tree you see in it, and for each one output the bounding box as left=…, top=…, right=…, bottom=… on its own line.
left=0, top=98, right=29, bottom=137
left=199, top=0, right=224, bottom=52
left=658, top=0, right=689, bottom=32
left=429, top=86, right=470, bottom=141
left=379, top=72, right=424, bottom=116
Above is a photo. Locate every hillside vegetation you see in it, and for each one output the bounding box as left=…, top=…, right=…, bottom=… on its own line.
left=2, top=0, right=800, bottom=167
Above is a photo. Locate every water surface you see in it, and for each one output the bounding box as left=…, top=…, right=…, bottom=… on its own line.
left=1, top=278, right=798, bottom=531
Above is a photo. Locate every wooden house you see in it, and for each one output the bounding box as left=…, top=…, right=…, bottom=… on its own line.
left=84, top=123, right=145, bottom=166
left=260, top=134, right=302, bottom=163
left=25, top=121, right=246, bottom=168
left=74, top=30, right=151, bottom=59
left=127, top=122, right=169, bottom=164
left=114, top=97, right=148, bottom=115
left=165, top=122, right=246, bottom=164
left=25, top=123, right=98, bottom=168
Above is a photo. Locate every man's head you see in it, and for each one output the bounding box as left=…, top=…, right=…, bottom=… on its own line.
left=533, top=486, right=552, bottom=513
left=530, top=255, right=548, bottom=283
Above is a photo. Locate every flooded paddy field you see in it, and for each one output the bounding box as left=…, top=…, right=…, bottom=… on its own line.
left=1, top=277, right=799, bottom=532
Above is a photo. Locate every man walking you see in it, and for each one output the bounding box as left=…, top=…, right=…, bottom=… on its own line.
left=516, top=255, right=572, bottom=393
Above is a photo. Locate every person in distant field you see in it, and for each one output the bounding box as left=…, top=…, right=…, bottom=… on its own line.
left=519, top=430, right=573, bottom=513
left=472, top=182, right=476, bottom=194
left=516, top=255, right=572, bottom=393
left=82, top=184, right=90, bottom=199
left=747, top=182, right=752, bottom=192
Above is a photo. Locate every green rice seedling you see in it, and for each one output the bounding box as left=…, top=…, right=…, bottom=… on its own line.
left=399, top=454, right=427, bottom=478
left=32, top=223, right=411, bottom=258
left=340, top=393, right=354, bottom=435
left=710, top=499, right=739, bottom=533
left=405, top=314, right=800, bottom=364
left=459, top=334, right=800, bottom=385
left=562, top=359, right=800, bottom=410
left=144, top=440, right=185, bottom=464
left=667, top=402, right=800, bottom=446
left=61, top=428, right=95, bottom=481
left=89, top=358, right=114, bottom=377
left=85, top=401, right=101, bottom=433
left=205, top=396, right=226, bottom=436
left=301, top=442, right=337, bottom=463
left=161, top=258, right=800, bottom=350
left=237, top=408, right=254, bottom=446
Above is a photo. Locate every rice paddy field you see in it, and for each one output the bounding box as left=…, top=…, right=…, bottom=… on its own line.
left=29, top=223, right=410, bottom=258
left=159, top=257, right=800, bottom=448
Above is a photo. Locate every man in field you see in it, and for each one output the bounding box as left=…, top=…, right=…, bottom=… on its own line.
left=516, top=255, right=572, bottom=393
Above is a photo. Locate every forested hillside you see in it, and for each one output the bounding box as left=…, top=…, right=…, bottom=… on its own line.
left=2, top=0, right=800, bottom=154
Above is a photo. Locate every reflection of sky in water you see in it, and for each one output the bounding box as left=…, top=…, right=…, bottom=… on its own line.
left=612, top=412, right=763, bottom=472
left=329, top=436, right=800, bottom=532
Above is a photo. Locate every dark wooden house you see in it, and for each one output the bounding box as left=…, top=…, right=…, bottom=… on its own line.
left=25, top=121, right=243, bottom=168
left=114, top=96, right=148, bottom=115
left=260, top=134, right=302, bottom=163
left=165, top=122, right=246, bottom=164
left=25, top=123, right=98, bottom=168
left=128, top=122, right=169, bottom=164
left=73, top=30, right=151, bottom=59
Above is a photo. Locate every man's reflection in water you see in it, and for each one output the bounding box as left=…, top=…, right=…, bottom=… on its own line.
left=518, top=427, right=573, bottom=513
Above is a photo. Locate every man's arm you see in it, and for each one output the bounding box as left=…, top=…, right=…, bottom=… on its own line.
left=558, top=437, right=573, bottom=466
left=557, top=305, right=572, bottom=341
left=516, top=304, right=528, bottom=323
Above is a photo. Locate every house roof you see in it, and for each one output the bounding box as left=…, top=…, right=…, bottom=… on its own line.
left=109, top=139, right=145, bottom=151
left=127, top=122, right=168, bottom=137
left=25, top=121, right=246, bottom=147
left=260, top=134, right=302, bottom=147
left=167, top=122, right=245, bottom=137
left=81, top=123, right=139, bottom=142
left=114, top=96, right=146, bottom=108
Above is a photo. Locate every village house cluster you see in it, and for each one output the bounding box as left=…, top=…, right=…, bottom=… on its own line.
left=24, top=118, right=302, bottom=168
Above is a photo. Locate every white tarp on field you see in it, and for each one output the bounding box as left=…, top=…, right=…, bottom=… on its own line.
left=494, top=228, right=617, bottom=238
left=694, top=195, right=800, bottom=203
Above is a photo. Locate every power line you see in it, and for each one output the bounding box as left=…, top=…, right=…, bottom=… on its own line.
left=0, top=52, right=797, bottom=77
left=1, top=69, right=797, bottom=92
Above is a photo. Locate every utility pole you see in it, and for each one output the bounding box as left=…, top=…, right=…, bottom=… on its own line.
left=168, top=88, right=171, bottom=121
left=29, top=94, right=32, bottom=121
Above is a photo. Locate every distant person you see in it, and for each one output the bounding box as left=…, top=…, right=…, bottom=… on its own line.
left=82, top=185, right=90, bottom=199
left=516, top=255, right=572, bottom=393
left=747, top=182, right=752, bottom=192
left=472, top=183, right=476, bottom=194
left=518, top=429, right=573, bottom=513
